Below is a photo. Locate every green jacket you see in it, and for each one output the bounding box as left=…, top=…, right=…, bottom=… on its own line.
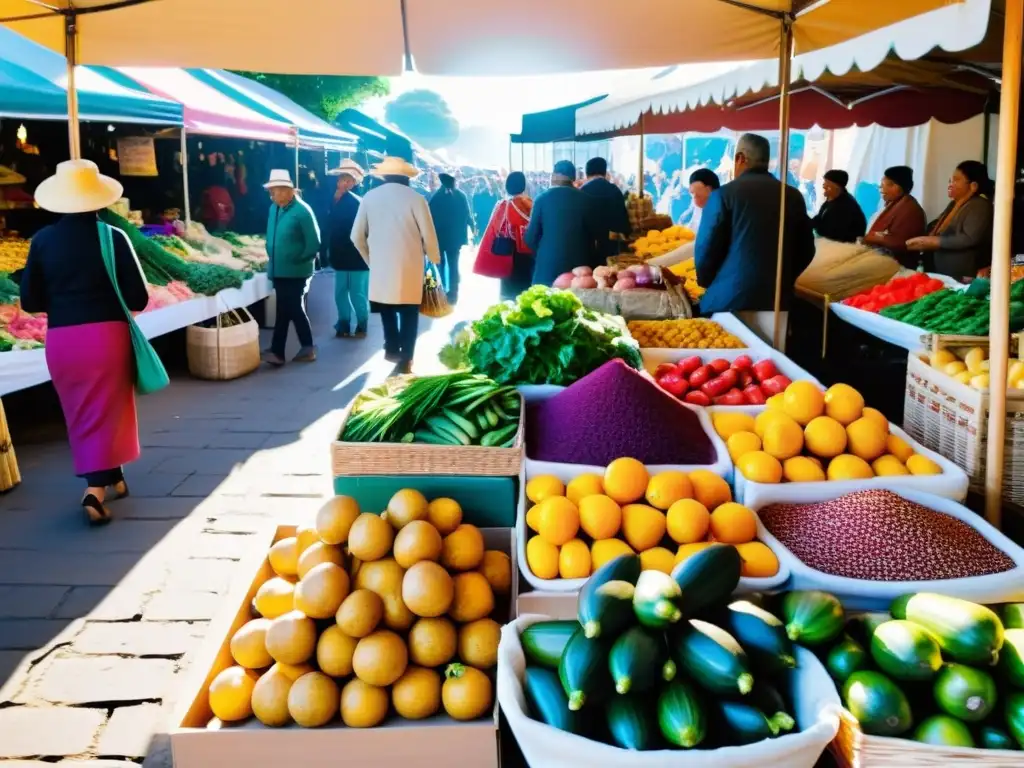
left=266, top=196, right=321, bottom=279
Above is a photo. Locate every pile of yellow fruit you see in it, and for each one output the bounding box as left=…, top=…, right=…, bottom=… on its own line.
left=0, top=238, right=29, bottom=272
left=524, top=457, right=779, bottom=581
left=208, top=492, right=510, bottom=729
left=626, top=318, right=745, bottom=349
left=714, top=381, right=943, bottom=484
left=927, top=346, right=1021, bottom=391
left=631, top=225, right=696, bottom=260
left=668, top=257, right=705, bottom=303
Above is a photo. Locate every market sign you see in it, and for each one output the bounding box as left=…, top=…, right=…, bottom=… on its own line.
left=117, top=136, right=158, bottom=177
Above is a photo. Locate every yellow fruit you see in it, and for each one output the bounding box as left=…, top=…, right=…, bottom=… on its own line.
left=666, top=498, right=710, bottom=544
left=458, top=618, right=502, bottom=669
left=478, top=550, right=512, bottom=595
left=316, top=624, right=358, bottom=677
left=442, top=663, right=493, bottom=721
left=208, top=666, right=257, bottom=722
left=640, top=546, right=676, bottom=574
left=964, top=346, right=987, bottom=373
left=566, top=473, right=604, bottom=504
left=861, top=407, right=889, bottom=432
left=872, top=455, right=910, bottom=476
left=402, top=561, right=454, bottom=618
left=783, top=456, right=826, bottom=483
left=645, top=470, right=694, bottom=510
left=288, top=671, right=339, bottom=728
left=675, top=541, right=714, bottom=564
left=803, top=416, right=848, bottom=458
left=590, top=538, right=635, bottom=570
left=274, top=662, right=314, bottom=681
left=526, top=475, right=566, bottom=504
left=689, top=470, right=732, bottom=510
left=970, top=373, right=990, bottom=390
left=754, top=408, right=792, bottom=439
left=712, top=412, right=757, bottom=440
left=268, top=537, right=299, bottom=578
left=449, top=571, right=495, bottom=623
left=727, top=431, right=762, bottom=462
left=766, top=393, right=786, bottom=410
left=536, top=496, right=581, bottom=546
left=578, top=494, right=622, bottom=540
left=559, top=539, right=592, bottom=579
left=604, top=457, right=650, bottom=504
left=886, top=434, right=915, bottom=462
left=736, top=541, right=779, bottom=578
left=526, top=505, right=541, bottom=532
left=621, top=504, right=667, bottom=552
left=823, top=383, right=865, bottom=426
left=348, top=513, right=396, bottom=562
left=944, top=361, right=968, bottom=376
left=737, top=451, right=783, bottom=484
left=526, top=535, right=560, bottom=579
left=230, top=618, right=273, bottom=669
left=441, top=524, right=486, bottom=571
left=353, top=629, right=408, bottom=687
left=265, top=610, right=317, bottom=666
left=846, top=417, right=889, bottom=461
left=709, top=502, right=758, bottom=544
left=251, top=665, right=293, bottom=727
left=386, top=488, right=429, bottom=529
left=354, top=558, right=414, bottom=631
left=408, top=617, right=457, bottom=667
left=341, top=677, right=390, bottom=728
left=427, top=498, right=463, bottom=535
left=315, top=496, right=360, bottom=545
left=827, top=454, right=874, bottom=481
left=956, top=370, right=975, bottom=384
left=254, top=577, right=295, bottom=620
left=294, top=562, right=350, bottom=620
left=906, top=454, right=942, bottom=475
left=931, top=349, right=957, bottom=367
left=295, top=526, right=321, bottom=559
left=393, top=519, right=444, bottom=569
left=1009, top=361, right=1024, bottom=387
left=783, top=381, right=825, bottom=425
left=762, top=415, right=804, bottom=460
left=336, top=589, right=383, bottom=638
left=296, top=541, right=344, bottom=580
left=392, top=666, right=442, bottom=720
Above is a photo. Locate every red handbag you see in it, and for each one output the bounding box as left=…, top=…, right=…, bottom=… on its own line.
left=473, top=202, right=514, bottom=279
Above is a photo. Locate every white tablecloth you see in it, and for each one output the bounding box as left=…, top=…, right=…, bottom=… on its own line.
left=829, top=302, right=930, bottom=351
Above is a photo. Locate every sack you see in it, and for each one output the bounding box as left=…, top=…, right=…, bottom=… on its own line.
left=186, top=307, right=260, bottom=381
left=473, top=201, right=514, bottom=278
left=796, top=238, right=900, bottom=301
left=97, top=222, right=170, bottom=395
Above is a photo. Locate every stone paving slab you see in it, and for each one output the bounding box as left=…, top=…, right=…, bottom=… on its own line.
left=31, top=657, right=178, bottom=705
left=0, top=706, right=107, bottom=758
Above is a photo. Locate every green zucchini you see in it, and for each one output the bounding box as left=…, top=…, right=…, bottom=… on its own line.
left=480, top=423, right=517, bottom=447
left=1008, top=691, right=1024, bottom=749
left=781, top=590, right=844, bottom=646
left=657, top=680, right=706, bottom=748
left=670, top=619, right=754, bottom=695
left=933, top=663, right=997, bottom=722
left=999, top=628, right=1024, bottom=687
left=483, top=403, right=501, bottom=428
left=913, top=714, right=975, bottom=748
left=414, top=429, right=457, bottom=445
left=669, top=543, right=741, bottom=617
left=891, top=593, right=1005, bottom=666
left=749, top=680, right=795, bottom=733
left=1002, top=603, right=1024, bottom=630
left=520, top=620, right=577, bottom=669
left=524, top=666, right=581, bottom=734
left=609, top=626, right=662, bottom=694
left=979, top=724, right=1019, bottom=750
left=717, top=600, right=796, bottom=673
left=845, top=612, right=890, bottom=648
left=442, top=408, right=479, bottom=439
left=425, top=415, right=471, bottom=445
left=577, top=554, right=641, bottom=638
left=558, top=626, right=611, bottom=711
left=657, top=634, right=677, bottom=682
left=632, top=570, right=682, bottom=629
left=474, top=410, right=490, bottom=433
left=715, top=699, right=779, bottom=744
left=606, top=694, right=659, bottom=750
left=842, top=670, right=914, bottom=737
left=827, top=635, right=869, bottom=685
left=869, top=620, right=943, bottom=682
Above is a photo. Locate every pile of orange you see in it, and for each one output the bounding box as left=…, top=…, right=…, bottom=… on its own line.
left=524, top=457, right=779, bottom=580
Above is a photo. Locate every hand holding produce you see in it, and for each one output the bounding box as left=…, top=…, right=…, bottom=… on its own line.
left=654, top=354, right=795, bottom=405
left=627, top=318, right=745, bottom=350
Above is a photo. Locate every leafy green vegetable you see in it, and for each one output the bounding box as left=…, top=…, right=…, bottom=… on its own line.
left=440, top=286, right=641, bottom=385
left=881, top=280, right=1024, bottom=335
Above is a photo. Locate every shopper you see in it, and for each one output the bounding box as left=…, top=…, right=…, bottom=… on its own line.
left=682, top=168, right=721, bottom=235
left=351, top=157, right=441, bottom=376
left=811, top=169, right=867, bottom=243
left=428, top=172, right=475, bottom=304
left=327, top=160, right=368, bottom=338
left=862, top=165, right=927, bottom=268
left=580, top=157, right=630, bottom=259
left=19, top=160, right=149, bottom=525
left=474, top=171, right=534, bottom=300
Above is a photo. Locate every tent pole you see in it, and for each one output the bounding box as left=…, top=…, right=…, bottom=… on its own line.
left=508, top=139, right=512, bottom=171
left=64, top=14, right=81, bottom=160
left=180, top=128, right=191, bottom=228
left=294, top=141, right=300, bottom=188
left=772, top=17, right=794, bottom=351
left=520, top=143, right=524, bottom=171
left=638, top=114, right=645, bottom=195
left=985, top=0, right=1024, bottom=528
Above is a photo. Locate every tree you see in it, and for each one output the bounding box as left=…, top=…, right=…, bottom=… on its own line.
left=232, top=73, right=390, bottom=122
left=384, top=90, right=460, bottom=150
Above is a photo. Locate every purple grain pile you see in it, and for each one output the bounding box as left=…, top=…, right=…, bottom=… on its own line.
left=760, top=489, right=1015, bottom=581
left=525, top=359, right=717, bottom=466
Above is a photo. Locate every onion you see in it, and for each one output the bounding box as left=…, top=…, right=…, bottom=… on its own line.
left=634, top=272, right=654, bottom=287
left=553, top=273, right=574, bottom=289
left=571, top=275, right=598, bottom=289
left=613, top=277, right=637, bottom=291
left=594, top=277, right=611, bottom=289
left=593, top=266, right=615, bottom=280
left=626, top=264, right=648, bottom=275
left=572, top=266, right=593, bottom=277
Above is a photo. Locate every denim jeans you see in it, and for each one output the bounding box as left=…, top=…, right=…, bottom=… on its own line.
left=439, top=245, right=461, bottom=302
left=270, top=277, right=314, bottom=357
left=378, top=304, right=420, bottom=363
left=334, top=270, right=370, bottom=333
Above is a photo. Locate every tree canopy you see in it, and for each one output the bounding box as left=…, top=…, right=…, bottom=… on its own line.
left=384, top=90, right=460, bottom=150
left=232, top=73, right=390, bottom=122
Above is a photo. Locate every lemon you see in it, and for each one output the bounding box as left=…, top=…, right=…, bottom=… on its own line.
left=762, top=416, right=805, bottom=460
left=931, top=349, right=957, bottom=367
left=251, top=665, right=293, bottom=727
left=666, top=498, right=710, bottom=544
left=737, top=451, right=783, bottom=484
left=906, top=454, right=942, bottom=475
left=604, top=457, right=650, bottom=504
left=621, top=504, right=667, bottom=552
left=675, top=541, right=714, bottom=564
left=645, top=470, right=693, bottom=510
left=295, top=526, right=321, bottom=559
left=230, top=618, right=273, bottom=669
left=526, top=536, right=559, bottom=579
left=288, top=671, right=339, bottom=728
left=886, top=434, right=915, bottom=462
left=766, top=393, right=786, bottom=410
left=639, top=546, right=676, bottom=574
left=872, top=455, right=910, bottom=476
left=316, top=625, right=358, bottom=678
left=846, top=417, right=889, bottom=461
left=294, top=562, right=350, bottom=619
left=254, top=577, right=295, bottom=620
left=265, top=610, right=317, bottom=665
left=558, top=538, right=592, bottom=579
left=783, top=381, right=825, bottom=425
left=525, top=505, right=542, bottom=532
left=566, top=473, right=604, bottom=504
left=783, top=456, right=826, bottom=483
left=536, top=496, right=580, bottom=546
left=208, top=666, right=258, bottom=722
left=386, top=488, right=429, bottom=529
left=726, top=431, right=762, bottom=462
left=689, top=470, right=732, bottom=509
left=823, top=383, right=865, bottom=426
left=526, top=475, right=565, bottom=504
left=267, top=536, right=299, bottom=578
left=578, top=494, right=622, bottom=540
left=754, top=408, right=792, bottom=439
left=315, top=496, right=360, bottom=545
left=478, top=550, right=512, bottom=595
left=803, top=416, right=848, bottom=458
left=956, top=370, right=975, bottom=384
left=590, top=538, right=635, bottom=570
left=964, top=346, right=987, bottom=373
left=427, top=497, right=463, bottom=535
left=712, top=412, right=756, bottom=440
left=296, top=541, right=344, bottom=580
left=944, top=361, right=968, bottom=376
left=827, top=454, right=874, bottom=481
left=861, top=407, right=889, bottom=432
left=970, top=373, right=990, bottom=390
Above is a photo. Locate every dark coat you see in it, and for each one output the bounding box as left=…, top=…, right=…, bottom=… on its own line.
left=580, top=176, right=631, bottom=258
left=524, top=185, right=603, bottom=286
left=931, top=194, right=994, bottom=279
left=695, top=168, right=816, bottom=314
left=429, top=187, right=474, bottom=249
left=327, top=190, right=365, bottom=271
left=811, top=190, right=866, bottom=243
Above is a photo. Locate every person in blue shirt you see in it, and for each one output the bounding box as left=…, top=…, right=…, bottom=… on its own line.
left=327, top=160, right=368, bottom=338
left=579, top=157, right=630, bottom=259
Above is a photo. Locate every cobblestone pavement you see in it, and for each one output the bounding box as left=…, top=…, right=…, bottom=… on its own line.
left=0, top=263, right=495, bottom=765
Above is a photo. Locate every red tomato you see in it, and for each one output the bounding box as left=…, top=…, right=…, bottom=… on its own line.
left=760, top=374, right=792, bottom=396
left=701, top=369, right=738, bottom=398
left=736, top=370, right=754, bottom=389
left=708, top=358, right=731, bottom=375
left=751, top=359, right=778, bottom=383
left=715, top=389, right=747, bottom=406
left=655, top=363, right=679, bottom=379
left=689, top=365, right=713, bottom=388
left=731, top=355, right=754, bottom=371
left=676, top=356, right=703, bottom=376
left=684, top=390, right=711, bottom=406
left=658, top=372, right=688, bottom=397
left=743, top=385, right=767, bottom=405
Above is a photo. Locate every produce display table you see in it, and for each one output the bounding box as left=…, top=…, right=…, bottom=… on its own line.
left=828, top=303, right=929, bottom=351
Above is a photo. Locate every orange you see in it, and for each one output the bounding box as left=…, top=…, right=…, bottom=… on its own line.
left=578, top=494, right=622, bottom=540
left=591, top=538, right=635, bottom=570
left=639, top=547, right=676, bottom=574
left=783, top=456, right=826, bottom=483
left=754, top=409, right=792, bottom=439
left=861, top=407, right=889, bottom=432
left=737, top=451, right=783, bottom=484
left=525, top=505, right=541, bottom=532
left=886, top=434, right=915, bottom=462
left=688, top=470, right=732, bottom=510
left=803, top=416, right=847, bottom=458
left=906, top=454, right=942, bottom=475
left=666, top=499, right=710, bottom=544
left=709, top=502, right=758, bottom=544
left=566, top=473, right=604, bottom=505
left=782, top=381, right=825, bottom=426
left=675, top=541, right=714, bottom=565
left=761, top=415, right=804, bottom=460
left=536, top=497, right=580, bottom=546
left=558, top=539, right=592, bottom=579
left=525, top=536, right=559, bottom=580
left=823, top=383, right=865, bottom=426
left=645, top=471, right=693, bottom=510
left=621, top=504, right=667, bottom=552
left=604, top=458, right=649, bottom=504
left=736, top=541, right=779, bottom=578
left=872, top=455, right=909, bottom=476
left=726, top=431, right=762, bottom=463
left=766, top=393, right=786, bottom=410
left=827, top=454, right=874, bottom=481
left=712, top=412, right=756, bottom=441
left=846, top=417, right=888, bottom=461
left=526, top=475, right=565, bottom=504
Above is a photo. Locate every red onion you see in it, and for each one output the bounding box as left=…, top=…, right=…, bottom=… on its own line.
left=613, top=278, right=637, bottom=291
left=553, top=273, right=574, bottom=289
left=571, top=275, right=598, bottom=289
left=572, top=266, right=593, bottom=277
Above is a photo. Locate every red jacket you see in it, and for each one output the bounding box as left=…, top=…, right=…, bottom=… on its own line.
left=200, top=186, right=235, bottom=227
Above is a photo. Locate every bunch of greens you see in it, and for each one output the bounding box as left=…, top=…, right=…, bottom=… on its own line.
left=881, top=279, right=1024, bottom=335
left=0, top=273, right=19, bottom=304
left=440, top=286, right=642, bottom=385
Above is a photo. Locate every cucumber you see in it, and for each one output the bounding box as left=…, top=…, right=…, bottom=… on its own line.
left=870, top=620, right=943, bottom=682
left=670, top=619, right=754, bottom=695
left=577, top=554, right=641, bottom=638
left=933, top=663, right=997, bottom=722
left=442, top=408, right=479, bottom=439
left=480, top=423, right=517, bottom=447
left=474, top=410, right=490, bottom=433
left=633, top=570, right=682, bottom=629
left=842, top=670, right=914, bottom=737
left=979, top=724, right=1019, bottom=750
left=524, top=666, right=581, bottom=734
left=781, top=590, right=844, bottom=646
left=520, top=620, right=577, bottom=669
left=670, top=543, right=741, bottom=617
left=425, top=415, right=471, bottom=445
left=845, top=612, right=890, bottom=647
left=609, top=626, right=662, bottom=694
left=913, top=714, right=975, bottom=748
left=827, top=635, right=869, bottom=685
left=717, top=600, right=796, bottom=674
left=1009, top=691, right=1024, bottom=749
left=483, top=404, right=501, bottom=428
left=558, top=626, right=611, bottom=711
left=749, top=680, right=795, bottom=733
left=414, top=429, right=457, bottom=445
left=999, top=628, right=1024, bottom=687
left=715, top=699, right=779, bottom=744
left=606, top=694, right=659, bottom=751
left=657, top=680, right=706, bottom=748
left=891, top=593, right=1005, bottom=666
left=1002, top=603, right=1024, bottom=630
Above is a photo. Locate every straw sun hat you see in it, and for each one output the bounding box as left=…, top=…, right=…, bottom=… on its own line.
left=263, top=169, right=295, bottom=189
left=327, top=159, right=366, bottom=183
left=34, top=159, right=123, bottom=214
left=372, top=156, right=419, bottom=179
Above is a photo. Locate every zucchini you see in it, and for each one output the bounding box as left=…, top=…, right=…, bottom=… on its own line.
left=717, top=600, right=796, bottom=674
left=632, top=570, right=682, bottom=629
left=979, top=724, right=1019, bottom=750
left=442, top=408, right=479, bottom=439
left=749, top=680, right=795, bottom=733
left=474, top=410, right=490, bottom=433
left=669, top=543, right=741, bottom=617
left=869, top=620, right=943, bottom=681
left=781, top=590, right=844, bottom=646
left=558, top=626, right=611, bottom=711
left=608, top=626, right=662, bottom=694
left=657, top=680, right=706, bottom=748
left=1010, top=691, right=1024, bottom=749
left=520, top=620, right=577, bottom=669
left=657, top=634, right=677, bottom=682
left=606, top=694, right=659, bottom=751
left=826, top=635, right=869, bottom=685
left=524, top=666, right=581, bottom=734
left=891, top=593, right=1005, bottom=666
left=845, top=612, right=890, bottom=648
left=933, top=663, right=997, bottom=722
left=670, top=619, right=754, bottom=695
left=999, top=628, right=1024, bottom=687
left=480, top=423, right=517, bottom=447
left=483, top=404, right=501, bottom=428
left=577, top=554, right=641, bottom=638
left=414, top=429, right=457, bottom=445
left=842, top=670, right=914, bottom=737
left=425, top=415, right=471, bottom=445
left=1002, top=603, right=1024, bottom=630
left=913, top=714, right=975, bottom=748
left=715, top=699, right=779, bottom=744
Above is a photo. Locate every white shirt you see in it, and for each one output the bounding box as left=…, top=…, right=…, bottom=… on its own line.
left=689, top=205, right=703, bottom=235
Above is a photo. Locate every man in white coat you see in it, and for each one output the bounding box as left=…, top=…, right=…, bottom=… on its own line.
left=351, top=157, right=441, bottom=375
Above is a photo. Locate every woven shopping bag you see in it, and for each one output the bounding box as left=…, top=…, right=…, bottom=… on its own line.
left=186, top=307, right=260, bottom=381
left=420, top=262, right=453, bottom=318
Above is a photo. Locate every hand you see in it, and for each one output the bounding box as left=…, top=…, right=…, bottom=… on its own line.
left=906, top=235, right=940, bottom=251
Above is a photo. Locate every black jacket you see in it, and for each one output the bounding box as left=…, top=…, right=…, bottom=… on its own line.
left=580, top=176, right=631, bottom=258
left=328, top=191, right=365, bottom=271
left=430, top=187, right=474, bottom=249
left=20, top=213, right=149, bottom=329
left=811, top=190, right=867, bottom=243
left=524, top=185, right=603, bottom=286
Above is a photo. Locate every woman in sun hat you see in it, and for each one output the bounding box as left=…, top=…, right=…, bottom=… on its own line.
left=19, top=159, right=150, bottom=525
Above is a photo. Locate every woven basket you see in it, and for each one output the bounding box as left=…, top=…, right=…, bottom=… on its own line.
left=186, top=307, right=260, bottom=381
left=0, top=398, right=20, bottom=492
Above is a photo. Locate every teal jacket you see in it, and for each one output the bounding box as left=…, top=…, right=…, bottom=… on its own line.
left=266, top=196, right=321, bottom=279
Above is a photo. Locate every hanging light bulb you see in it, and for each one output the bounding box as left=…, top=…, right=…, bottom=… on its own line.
left=16, top=124, right=27, bottom=143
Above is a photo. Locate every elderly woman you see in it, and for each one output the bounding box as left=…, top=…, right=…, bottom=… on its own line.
left=863, top=165, right=927, bottom=268
left=20, top=160, right=150, bottom=525
left=473, top=171, right=534, bottom=300
left=906, top=160, right=994, bottom=280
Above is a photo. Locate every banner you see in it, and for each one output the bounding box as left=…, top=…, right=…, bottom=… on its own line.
left=117, top=137, right=158, bottom=177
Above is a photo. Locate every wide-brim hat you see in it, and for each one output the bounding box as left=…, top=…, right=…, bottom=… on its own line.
left=327, top=159, right=366, bottom=183
left=34, top=159, right=123, bottom=214
left=372, top=156, right=420, bottom=179
left=263, top=169, right=295, bottom=189
left=0, top=165, right=26, bottom=186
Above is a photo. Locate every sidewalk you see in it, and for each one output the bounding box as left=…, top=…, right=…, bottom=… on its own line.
left=0, top=264, right=496, bottom=765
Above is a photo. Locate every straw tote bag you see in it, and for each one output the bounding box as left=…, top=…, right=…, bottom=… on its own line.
left=186, top=306, right=260, bottom=381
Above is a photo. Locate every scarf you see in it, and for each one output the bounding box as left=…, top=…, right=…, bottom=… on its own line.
left=929, top=195, right=975, bottom=236
left=868, top=195, right=910, bottom=236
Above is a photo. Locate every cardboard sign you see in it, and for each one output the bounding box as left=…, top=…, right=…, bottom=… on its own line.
left=117, top=137, right=158, bottom=177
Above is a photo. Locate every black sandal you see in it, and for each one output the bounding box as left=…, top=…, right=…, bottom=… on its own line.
left=82, top=494, right=112, bottom=527
left=109, top=480, right=130, bottom=500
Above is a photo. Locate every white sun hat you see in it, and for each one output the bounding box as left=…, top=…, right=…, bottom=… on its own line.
left=34, top=159, right=123, bottom=214
left=327, top=158, right=366, bottom=183
left=263, top=169, right=295, bottom=189
left=371, top=156, right=420, bottom=179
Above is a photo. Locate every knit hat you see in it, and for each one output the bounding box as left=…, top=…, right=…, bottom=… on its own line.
left=553, top=160, right=576, bottom=179
left=823, top=169, right=849, bottom=188
left=884, top=166, right=914, bottom=194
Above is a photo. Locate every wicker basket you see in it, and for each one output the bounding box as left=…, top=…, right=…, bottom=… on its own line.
left=0, top=398, right=20, bottom=492
left=186, top=307, right=260, bottom=381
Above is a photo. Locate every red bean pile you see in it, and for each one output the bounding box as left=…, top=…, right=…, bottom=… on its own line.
left=760, top=489, right=1015, bottom=581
